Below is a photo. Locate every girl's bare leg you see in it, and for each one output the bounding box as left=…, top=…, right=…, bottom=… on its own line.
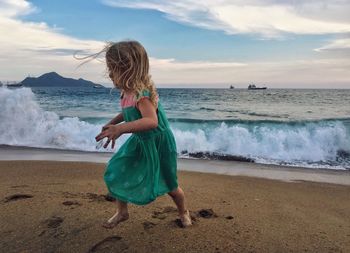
left=168, top=187, right=186, bottom=215
left=168, top=187, right=192, bottom=226
left=102, top=199, right=129, bottom=229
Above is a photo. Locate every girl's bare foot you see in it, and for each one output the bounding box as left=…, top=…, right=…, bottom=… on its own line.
left=180, top=210, right=192, bottom=227
left=102, top=212, right=129, bottom=229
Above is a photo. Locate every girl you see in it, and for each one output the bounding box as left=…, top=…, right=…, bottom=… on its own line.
left=95, top=40, right=192, bottom=228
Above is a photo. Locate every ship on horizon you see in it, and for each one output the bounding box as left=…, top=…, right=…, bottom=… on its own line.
left=248, top=84, right=267, bottom=90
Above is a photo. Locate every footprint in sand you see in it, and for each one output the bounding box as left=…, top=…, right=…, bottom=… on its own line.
left=143, top=221, right=156, bottom=230
left=44, top=216, right=64, bottom=229
left=152, top=212, right=167, bottom=220
left=3, top=193, right=33, bottom=203
left=152, top=206, right=178, bottom=220
left=87, top=236, right=128, bottom=253
left=39, top=216, right=64, bottom=237
left=196, top=208, right=218, bottom=218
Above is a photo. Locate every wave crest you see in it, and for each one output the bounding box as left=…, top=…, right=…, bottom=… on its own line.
left=1, top=87, right=349, bottom=170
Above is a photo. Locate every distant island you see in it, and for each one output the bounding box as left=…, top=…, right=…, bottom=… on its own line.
left=21, top=72, right=105, bottom=88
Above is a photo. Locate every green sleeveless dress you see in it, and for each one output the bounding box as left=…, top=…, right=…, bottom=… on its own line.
left=104, top=90, right=178, bottom=205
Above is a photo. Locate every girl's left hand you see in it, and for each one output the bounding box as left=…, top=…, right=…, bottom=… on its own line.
left=95, top=125, right=122, bottom=149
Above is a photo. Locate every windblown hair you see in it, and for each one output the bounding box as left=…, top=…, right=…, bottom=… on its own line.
left=105, top=41, right=158, bottom=107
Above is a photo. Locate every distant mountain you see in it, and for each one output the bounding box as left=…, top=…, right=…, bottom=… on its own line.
left=21, top=72, right=105, bottom=88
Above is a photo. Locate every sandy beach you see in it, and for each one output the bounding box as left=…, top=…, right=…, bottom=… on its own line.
left=1, top=155, right=350, bottom=252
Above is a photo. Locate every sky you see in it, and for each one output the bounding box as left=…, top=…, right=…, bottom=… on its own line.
left=0, top=0, right=350, bottom=88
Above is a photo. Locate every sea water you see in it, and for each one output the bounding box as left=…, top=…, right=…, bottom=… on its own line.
left=0, top=86, right=349, bottom=170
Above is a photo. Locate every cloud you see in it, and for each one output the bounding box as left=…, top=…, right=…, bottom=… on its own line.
left=103, top=0, right=350, bottom=38
left=315, top=37, right=350, bottom=52
left=0, top=0, right=106, bottom=82
left=0, top=0, right=36, bottom=17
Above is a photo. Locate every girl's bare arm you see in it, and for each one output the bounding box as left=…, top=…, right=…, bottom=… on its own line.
left=118, top=98, right=158, bottom=133
left=95, top=98, right=158, bottom=148
left=105, top=112, right=124, bottom=126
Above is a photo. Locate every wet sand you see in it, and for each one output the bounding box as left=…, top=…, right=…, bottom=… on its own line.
left=1, top=145, right=349, bottom=185
left=1, top=160, right=349, bottom=253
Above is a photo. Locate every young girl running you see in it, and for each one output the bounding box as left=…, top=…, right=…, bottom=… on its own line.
left=95, top=40, right=192, bottom=228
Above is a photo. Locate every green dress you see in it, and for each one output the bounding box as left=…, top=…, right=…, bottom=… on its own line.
left=104, top=90, right=178, bottom=205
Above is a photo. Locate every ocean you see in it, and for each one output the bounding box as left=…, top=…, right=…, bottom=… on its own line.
left=1, top=86, right=349, bottom=170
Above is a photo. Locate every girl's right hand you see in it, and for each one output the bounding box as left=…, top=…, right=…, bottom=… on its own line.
left=95, top=125, right=123, bottom=149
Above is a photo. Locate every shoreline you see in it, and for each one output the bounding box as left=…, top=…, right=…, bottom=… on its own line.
left=0, top=145, right=349, bottom=185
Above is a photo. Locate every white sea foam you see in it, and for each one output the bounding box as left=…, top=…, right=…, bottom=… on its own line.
left=173, top=121, right=350, bottom=168
left=0, top=87, right=128, bottom=152
left=1, top=87, right=349, bottom=169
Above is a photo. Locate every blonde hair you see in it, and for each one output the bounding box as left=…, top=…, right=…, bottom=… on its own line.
left=105, top=40, right=158, bottom=107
